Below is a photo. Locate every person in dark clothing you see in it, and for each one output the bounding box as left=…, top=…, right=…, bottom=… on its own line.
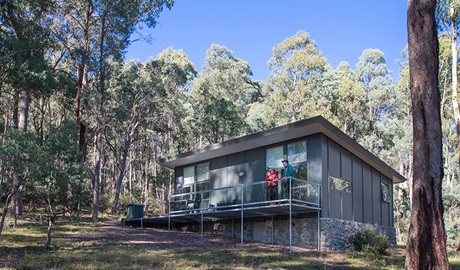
left=281, top=159, right=294, bottom=199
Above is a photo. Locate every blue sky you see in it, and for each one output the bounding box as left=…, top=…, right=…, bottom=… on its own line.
left=125, top=0, right=408, bottom=82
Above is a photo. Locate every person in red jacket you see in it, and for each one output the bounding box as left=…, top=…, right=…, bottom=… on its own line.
left=265, top=166, right=279, bottom=201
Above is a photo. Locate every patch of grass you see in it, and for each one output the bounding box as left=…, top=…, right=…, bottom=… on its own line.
left=0, top=215, right=458, bottom=269
left=449, top=250, right=460, bottom=270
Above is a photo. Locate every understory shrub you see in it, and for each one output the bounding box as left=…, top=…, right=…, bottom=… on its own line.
left=348, top=225, right=390, bottom=255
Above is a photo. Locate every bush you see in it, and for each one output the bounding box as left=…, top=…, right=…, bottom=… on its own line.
left=348, top=225, right=389, bottom=255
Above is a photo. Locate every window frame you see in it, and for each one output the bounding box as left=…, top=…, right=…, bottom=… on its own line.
left=179, top=162, right=210, bottom=199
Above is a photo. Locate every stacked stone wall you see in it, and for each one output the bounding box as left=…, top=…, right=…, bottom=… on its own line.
left=208, top=217, right=396, bottom=251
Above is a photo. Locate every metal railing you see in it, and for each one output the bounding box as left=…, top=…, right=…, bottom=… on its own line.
left=168, top=177, right=321, bottom=215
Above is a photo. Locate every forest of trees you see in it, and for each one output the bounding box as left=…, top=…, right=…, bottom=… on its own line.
left=0, top=0, right=459, bottom=254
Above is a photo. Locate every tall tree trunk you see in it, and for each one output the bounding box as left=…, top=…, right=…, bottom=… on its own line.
left=406, top=0, right=449, bottom=269
left=43, top=215, right=54, bottom=250
left=44, top=199, right=55, bottom=250
left=12, top=88, right=29, bottom=219
left=111, top=137, right=131, bottom=214
left=18, top=89, right=29, bottom=132
left=450, top=8, right=460, bottom=186
left=92, top=131, right=102, bottom=221
left=75, top=1, right=93, bottom=165
left=92, top=12, right=107, bottom=223
left=0, top=193, right=13, bottom=235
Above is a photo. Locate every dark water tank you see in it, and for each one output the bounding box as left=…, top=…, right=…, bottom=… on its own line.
left=126, top=203, right=144, bottom=219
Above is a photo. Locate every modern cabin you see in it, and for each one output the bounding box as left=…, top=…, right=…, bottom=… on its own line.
left=152, top=116, right=406, bottom=251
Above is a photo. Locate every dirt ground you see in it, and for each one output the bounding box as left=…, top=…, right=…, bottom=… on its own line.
left=1, top=218, right=406, bottom=269
left=66, top=219, right=308, bottom=254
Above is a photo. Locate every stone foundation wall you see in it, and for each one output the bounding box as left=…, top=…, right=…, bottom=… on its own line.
left=320, top=218, right=396, bottom=250
left=208, top=217, right=396, bottom=251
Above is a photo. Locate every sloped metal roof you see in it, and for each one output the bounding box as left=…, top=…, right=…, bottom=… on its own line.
left=159, top=116, right=406, bottom=183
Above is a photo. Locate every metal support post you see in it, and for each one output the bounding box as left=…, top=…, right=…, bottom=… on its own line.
left=289, top=177, right=292, bottom=255
left=168, top=197, right=171, bottom=232
left=317, top=211, right=321, bottom=251
left=241, top=184, right=244, bottom=246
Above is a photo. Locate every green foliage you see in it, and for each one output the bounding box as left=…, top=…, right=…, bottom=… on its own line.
left=348, top=225, right=390, bottom=255
left=0, top=121, right=90, bottom=214
left=189, top=44, right=259, bottom=145
left=264, top=30, right=329, bottom=125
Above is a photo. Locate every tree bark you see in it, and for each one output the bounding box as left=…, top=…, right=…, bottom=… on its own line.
left=92, top=130, right=102, bottom=221
left=74, top=1, right=93, bottom=165
left=406, top=0, right=449, bottom=269
left=43, top=215, right=54, bottom=249
left=111, top=137, right=131, bottom=214
left=0, top=193, right=13, bottom=235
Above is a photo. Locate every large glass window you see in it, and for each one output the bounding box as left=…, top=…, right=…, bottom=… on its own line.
left=287, top=140, right=307, bottom=164
left=266, top=145, right=283, bottom=169
left=288, top=140, right=308, bottom=180
left=180, top=163, right=210, bottom=199
left=196, top=162, right=210, bottom=198
left=183, top=166, right=195, bottom=185
left=293, top=163, right=308, bottom=179
left=196, top=162, right=209, bottom=182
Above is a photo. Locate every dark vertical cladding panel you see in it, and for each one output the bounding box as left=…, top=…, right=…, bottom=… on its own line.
left=246, top=148, right=265, bottom=182
left=342, top=193, right=353, bottom=220
left=227, top=152, right=245, bottom=204
left=341, top=148, right=352, bottom=181
left=363, top=163, right=372, bottom=224
left=308, top=134, right=322, bottom=184
left=328, top=139, right=341, bottom=177
left=321, top=134, right=329, bottom=218
left=228, top=152, right=245, bottom=185
left=341, top=148, right=353, bottom=221
left=390, top=179, right=394, bottom=226
left=381, top=177, right=390, bottom=227
left=246, top=148, right=265, bottom=203
left=211, top=156, right=228, bottom=188
left=329, top=189, right=341, bottom=219
left=372, top=169, right=381, bottom=225
left=327, top=139, right=340, bottom=219
left=352, top=157, right=363, bottom=222
left=210, top=156, right=227, bottom=207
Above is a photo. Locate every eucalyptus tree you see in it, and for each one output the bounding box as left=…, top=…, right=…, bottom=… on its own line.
left=106, top=49, right=195, bottom=213
left=151, top=48, right=197, bottom=154
left=51, top=0, right=173, bottom=219
left=406, top=0, right=449, bottom=268
left=104, top=59, right=152, bottom=214
left=264, top=30, right=329, bottom=126
left=190, top=44, right=260, bottom=145
left=140, top=48, right=196, bottom=213
left=354, top=49, right=395, bottom=155
left=0, top=0, right=57, bottom=224
left=53, top=0, right=173, bottom=164
left=321, top=61, right=365, bottom=138
left=438, top=33, right=460, bottom=250
left=437, top=0, right=460, bottom=191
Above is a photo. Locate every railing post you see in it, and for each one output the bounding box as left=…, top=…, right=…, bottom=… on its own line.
left=241, top=184, right=244, bottom=246
left=200, top=190, right=204, bottom=238
left=168, top=196, right=171, bottom=232
left=289, top=177, right=292, bottom=255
